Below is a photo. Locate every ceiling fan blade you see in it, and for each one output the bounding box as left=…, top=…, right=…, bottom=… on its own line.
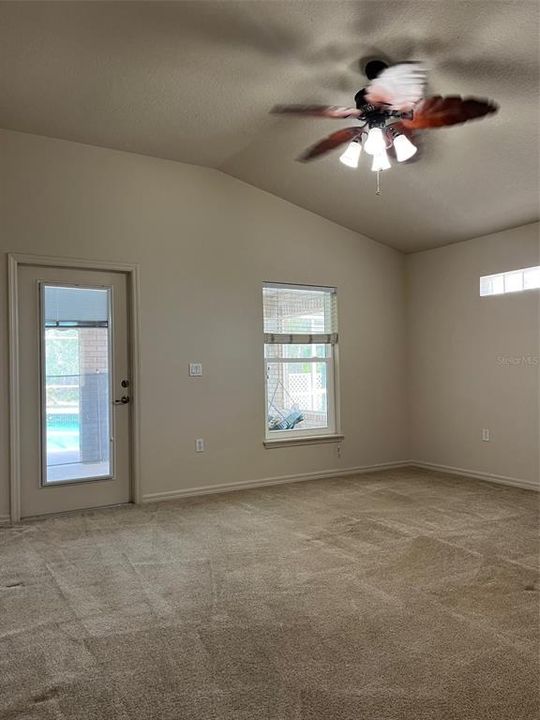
left=271, top=104, right=363, bottom=119
left=365, top=62, right=427, bottom=111
left=299, top=127, right=363, bottom=162
left=403, top=95, right=498, bottom=129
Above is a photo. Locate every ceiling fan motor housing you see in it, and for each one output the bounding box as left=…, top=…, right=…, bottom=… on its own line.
left=354, top=95, right=413, bottom=128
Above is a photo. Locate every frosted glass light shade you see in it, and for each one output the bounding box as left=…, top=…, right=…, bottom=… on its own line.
left=363, top=127, right=386, bottom=156
left=371, top=149, right=391, bottom=171
left=393, top=134, right=417, bottom=162
left=339, top=141, right=361, bottom=168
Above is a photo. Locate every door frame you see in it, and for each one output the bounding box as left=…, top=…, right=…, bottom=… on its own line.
left=8, top=253, right=142, bottom=522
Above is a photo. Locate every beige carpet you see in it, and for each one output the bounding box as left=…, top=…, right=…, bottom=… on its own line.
left=0, top=467, right=538, bottom=719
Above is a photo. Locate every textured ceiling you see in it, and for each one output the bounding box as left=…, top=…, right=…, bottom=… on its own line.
left=1, top=1, right=539, bottom=252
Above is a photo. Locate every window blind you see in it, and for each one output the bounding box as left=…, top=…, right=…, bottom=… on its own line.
left=263, top=284, right=338, bottom=344
left=43, top=286, right=110, bottom=328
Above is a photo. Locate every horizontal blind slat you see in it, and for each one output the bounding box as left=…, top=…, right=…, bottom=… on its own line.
left=262, top=284, right=338, bottom=335
left=44, top=285, right=109, bottom=323
left=264, top=333, right=338, bottom=344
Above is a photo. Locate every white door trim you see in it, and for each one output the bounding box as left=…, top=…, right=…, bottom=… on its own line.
left=8, top=253, right=142, bottom=522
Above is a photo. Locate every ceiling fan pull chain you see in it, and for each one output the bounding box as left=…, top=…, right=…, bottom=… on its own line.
left=376, top=170, right=381, bottom=196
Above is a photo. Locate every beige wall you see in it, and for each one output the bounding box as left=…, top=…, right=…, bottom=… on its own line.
left=407, top=222, right=540, bottom=487
left=0, top=129, right=408, bottom=517
left=2, top=129, right=537, bottom=520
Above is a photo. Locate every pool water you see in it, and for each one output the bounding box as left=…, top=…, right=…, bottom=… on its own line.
left=46, top=414, right=80, bottom=452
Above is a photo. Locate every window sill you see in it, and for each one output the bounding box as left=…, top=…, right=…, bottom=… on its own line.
left=263, top=434, right=344, bottom=449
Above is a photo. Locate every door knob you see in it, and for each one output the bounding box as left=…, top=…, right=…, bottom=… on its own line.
left=113, top=396, right=130, bottom=405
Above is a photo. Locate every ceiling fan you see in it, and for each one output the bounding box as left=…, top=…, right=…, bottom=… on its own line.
left=271, top=60, right=498, bottom=194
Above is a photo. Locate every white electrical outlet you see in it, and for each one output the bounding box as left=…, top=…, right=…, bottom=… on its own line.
left=189, top=363, right=203, bottom=377
left=482, top=428, right=490, bottom=442
left=195, top=438, right=205, bottom=452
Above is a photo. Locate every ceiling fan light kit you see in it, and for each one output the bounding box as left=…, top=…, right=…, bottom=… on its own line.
left=391, top=132, right=418, bottom=162
left=272, top=60, right=498, bottom=196
left=371, top=149, right=391, bottom=172
left=339, top=139, right=362, bottom=168
left=363, top=127, right=387, bottom=156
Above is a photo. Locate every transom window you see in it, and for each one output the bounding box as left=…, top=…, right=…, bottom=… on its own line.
left=480, top=266, right=540, bottom=296
left=263, top=283, right=338, bottom=440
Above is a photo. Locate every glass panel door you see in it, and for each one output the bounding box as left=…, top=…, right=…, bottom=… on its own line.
left=41, top=284, right=112, bottom=484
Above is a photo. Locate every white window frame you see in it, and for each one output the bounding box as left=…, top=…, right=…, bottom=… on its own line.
left=480, top=266, right=540, bottom=296
left=262, top=282, right=342, bottom=447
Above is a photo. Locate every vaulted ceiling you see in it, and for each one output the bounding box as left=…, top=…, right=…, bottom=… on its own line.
left=1, top=1, right=538, bottom=251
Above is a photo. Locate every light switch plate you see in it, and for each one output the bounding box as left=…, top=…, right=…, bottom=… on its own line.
left=189, top=363, right=203, bottom=377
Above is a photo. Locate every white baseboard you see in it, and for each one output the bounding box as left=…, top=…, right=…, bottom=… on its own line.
left=410, top=461, right=539, bottom=492
left=141, top=460, right=410, bottom=503
left=2, top=461, right=532, bottom=520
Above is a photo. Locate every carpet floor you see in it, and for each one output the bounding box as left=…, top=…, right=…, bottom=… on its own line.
left=0, top=467, right=538, bottom=719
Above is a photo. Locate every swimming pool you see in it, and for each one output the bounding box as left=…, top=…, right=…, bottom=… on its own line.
left=46, top=413, right=80, bottom=452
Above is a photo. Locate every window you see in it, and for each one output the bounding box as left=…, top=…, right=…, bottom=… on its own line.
left=480, top=266, right=540, bottom=296
left=263, top=283, right=340, bottom=443
left=42, top=285, right=112, bottom=484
